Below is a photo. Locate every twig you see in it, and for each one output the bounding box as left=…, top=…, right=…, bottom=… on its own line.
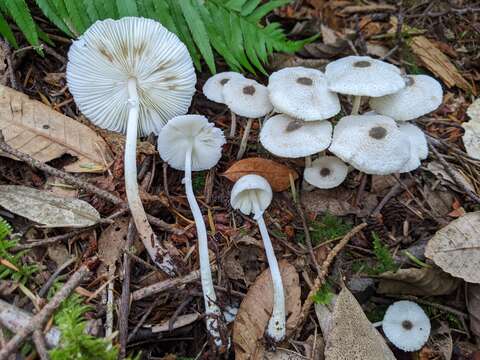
left=38, top=257, right=77, bottom=298
left=127, top=298, right=161, bottom=342
left=370, top=179, right=414, bottom=216
left=13, top=229, right=93, bottom=251
left=295, top=202, right=321, bottom=277
left=32, top=330, right=50, bottom=360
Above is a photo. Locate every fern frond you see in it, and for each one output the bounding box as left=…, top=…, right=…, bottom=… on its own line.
left=0, top=217, right=12, bottom=240
left=34, top=0, right=72, bottom=36
left=3, top=0, right=39, bottom=48
left=0, top=10, right=18, bottom=47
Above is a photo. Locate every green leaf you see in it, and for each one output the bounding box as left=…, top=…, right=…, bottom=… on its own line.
left=225, top=0, right=249, bottom=12
left=3, top=0, right=39, bottom=47
left=148, top=0, right=177, bottom=33
left=34, top=0, right=73, bottom=36
left=0, top=10, right=19, bottom=47
left=241, top=0, right=261, bottom=16
left=248, top=0, right=291, bottom=23
left=116, top=0, right=138, bottom=17
left=64, top=0, right=89, bottom=33
left=82, top=0, right=100, bottom=22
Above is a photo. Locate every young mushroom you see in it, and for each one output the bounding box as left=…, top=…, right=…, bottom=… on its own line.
left=304, top=156, right=348, bottom=189
left=398, top=123, right=428, bottom=173
left=158, top=115, right=226, bottom=346
left=67, top=17, right=196, bottom=274
left=222, top=78, right=273, bottom=159
left=325, top=56, right=405, bottom=114
left=230, top=174, right=285, bottom=342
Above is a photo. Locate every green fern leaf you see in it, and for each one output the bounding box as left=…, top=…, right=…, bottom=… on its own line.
left=116, top=0, right=138, bottom=17
left=241, top=0, right=261, bottom=16
left=82, top=0, right=100, bottom=22
left=0, top=217, right=12, bottom=240
left=248, top=0, right=291, bottom=23
left=147, top=0, right=177, bottom=33
left=224, top=0, right=249, bottom=12
left=0, top=10, right=19, bottom=47
left=34, top=0, right=72, bottom=36
left=64, top=1, right=90, bottom=33
left=50, top=0, right=80, bottom=36
left=3, top=0, right=39, bottom=47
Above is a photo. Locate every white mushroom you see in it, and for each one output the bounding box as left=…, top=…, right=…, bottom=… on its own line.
left=222, top=77, right=273, bottom=159
left=230, top=174, right=285, bottom=342
left=304, top=156, right=348, bottom=189
left=329, top=114, right=411, bottom=175
left=370, top=75, right=443, bottom=121
left=398, top=123, right=428, bottom=173
left=158, top=115, right=225, bottom=346
left=268, top=67, right=340, bottom=121
left=67, top=17, right=196, bottom=274
left=382, top=301, right=431, bottom=352
left=325, top=55, right=405, bottom=114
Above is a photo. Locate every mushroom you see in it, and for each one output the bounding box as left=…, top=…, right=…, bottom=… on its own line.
left=268, top=67, right=340, bottom=121
left=397, top=123, right=428, bottom=173
left=222, top=77, right=273, bottom=159
left=329, top=114, right=411, bottom=175
left=304, top=156, right=348, bottom=189
left=230, top=174, right=285, bottom=342
left=203, top=72, right=246, bottom=137
left=381, top=300, right=431, bottom=352
left=325, top=56, right=405, bottom=114
left=67, top=17, right=196, bottom=274
left=158, top=115, right=226, bottom=345
left=370, top=75, right=443, bottom=121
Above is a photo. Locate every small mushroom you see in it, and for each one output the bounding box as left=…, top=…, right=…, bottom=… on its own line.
left=222, top=78, right=273, bottom=159
left=230, top=174, right=285, bottom=342
left=304, top=156, right=348, bottom=189
left=370, top=75, right=443, bottom=121
left=382, top=300, right=431, bottom=352
left=67, top=17, right=196, bottom=274
left=397, top=123, right=428, bottom=173
left=268, top=67, right=340, bottom=121
left=325, top=56, right=405, bottom=114
left=329, top=114, right=411, bottom=175
left=158, top=115, right=226, bottom=346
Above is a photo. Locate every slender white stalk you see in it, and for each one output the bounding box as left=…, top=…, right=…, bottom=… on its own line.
left=184, top=146, right=222, bottom=346
left=229, top=112, right=237, bottom=138
left=237, top=118, right=254, bottom=159
left=351, top=95, right=362, bottom=115
left=372, top=321, right=383, bottom=328
left=305, top=155, right=312, bottom=167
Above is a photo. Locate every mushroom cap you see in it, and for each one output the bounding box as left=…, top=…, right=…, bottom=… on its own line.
left=382, top=300, right=431, bottom=352
left=230, top=174, right=272, bottom=216
left=157, top=115, right=225, bottom=171
left=268, top=67, right=340, bottom=121
left=329, top=114, right=411, bottom=175
left=325, top=56, right=405, bottom=97
left=202, top=72, right=245, bottom=104
left=304, top=156, right=348, bottom=189
left=260, top=114, right=332, bottom=158
left=370, top=75, right=443, bottom=121
left=222, top=78, right=273, bottom=118
left=398, top=123, right=428, bottom=173
left=467, top=98, right=480, bottom=122
left=67, top=17, right=196, bottom=137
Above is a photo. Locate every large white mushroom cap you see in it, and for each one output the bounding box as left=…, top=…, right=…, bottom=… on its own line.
left=202, top=72, right=245, bottom=104
left=398, top=123, right=428, bottom=173
left=329, top=114, right=411, bottom=175
left=157, top=115, right=225, bottom=171
left=304, top=156, right=348, bottom=189
left=67, top=17, right=196, bottom=137
left=370, top=75, right=443, bottom=121
left=382, top=300, right=431, bottom=352
left=222, top=78, right=273, bottom=118
left=268, top=67, right=340, bottom=121
left=325, top=56, right=405, bottom=97
left=230, top=174, right=272, bottom=217
left=260, top=114, right=332, bottom=158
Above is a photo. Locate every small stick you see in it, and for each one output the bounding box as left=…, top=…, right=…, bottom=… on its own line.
left=38, top=257, right=76, bottom=298
left=237, top=118, right=253, bottom=159
left=32, top=330, right=50, bottom=360
left=229, top=113, right=237, bottom=138
left=295, top=202, right=321, bottom=277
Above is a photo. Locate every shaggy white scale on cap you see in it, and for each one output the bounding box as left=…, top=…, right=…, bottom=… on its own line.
left=231, top=174, right=273, bottom=217
left=398, top=123, right=428, bottom=173
left=382, top=300, right=431, bottom=352
left=222, top=78, right=273, bottom=118
left=329, top=114, right=411, bottom=175
left=325, top=56, right=405, bottom=97
left=260, top=114, right=332, bottom=158
left=158, top=115, right=225, bottom=171
left=304, top=156, right=348, bottom=189
left=370, top=75, right=443, bottom=121
left=67, top=17, right=196, bottom=136
left=268, top=67, right=340, bottom=121
left=202, top=72, right=245, bottom=104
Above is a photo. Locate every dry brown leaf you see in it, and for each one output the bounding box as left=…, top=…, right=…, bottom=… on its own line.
left=426, top=161, right=476, bottom=194
left=98, top=217, right=130, bottom=267
left=101, top=131, right=157, bottom=156
left=0, top=85, right=113, bottom=173
left=233, top=260, right=301, bottom=360
left=151, top=313, right=200, bottom=333
left=425, top=323, right=453, bottom=360
left=467, top=283, right=480, bottom=343
left=223, top=157, right=298, bottom=192
left=425, top=211, right=480, bottom=284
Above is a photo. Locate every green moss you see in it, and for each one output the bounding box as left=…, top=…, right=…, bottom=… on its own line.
left=192, top=172, right=206, bottom=194
left=297, top=213, right=352, bottom=245
left=311, top=282, right=334, bottom=305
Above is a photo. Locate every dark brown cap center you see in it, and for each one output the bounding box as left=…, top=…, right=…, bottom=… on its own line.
left=405, top=76, right=415, bottom=87
left=369, top=126, right=387, bottom=139
left=320, top=167, right=331, bottom=177
left=243, top=85, right=256, bottom=95
left=297, top=77, right=313, bottom=86
left=402, top=320, right=413, bottom=330
left=220, top=78, right=230, bottom=85
left=353, top=60, right=372, bottom=68
left=286, top=120, right=304, bottom=132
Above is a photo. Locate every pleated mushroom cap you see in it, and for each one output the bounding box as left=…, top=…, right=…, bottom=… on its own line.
left=157, top=115, right=225, bottom=171
left=370, top=75, right=443, bottom=121
left=304, top=156, right=348, bottom=189
left=67, top=17, right=196, bottom=136
left=329, top=115, right=410, bottom=175
left=230, top=174, right=272, bottom=217
left=268, top=67, right=340, bottom=121
left=222, top=78, right=273, bottom=118
left=202, top=72, right=245, bottom=104
left=260, top=114, right=332, bottom=158
left=325, top=56, right=405, bottom=97
left=398, top=123, right=428, bottom=173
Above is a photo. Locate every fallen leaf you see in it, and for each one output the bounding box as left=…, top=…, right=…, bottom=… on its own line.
left=467, top=283, right=480, bottom=343
left=264, top=349, right=305, bottom=359
left=47, top=244, right=71, bottom=267
left=340, top=4, right=396, bottom=14
left=467, top=98, right=480, bottom=122
left=0, top=185, right=100, bottom=228
left=224, top=245, right=263, bottom=285
left=151, top=313, right=200, bottom=333
left=425, top=211, right=480, bottom=284
left=462, top=119, right=480, bottom=160
left=423, top=186, right=455, bottom=218
left=101, top=131, right=157, bottom=156
left=426, top=161, right=476, bottom=194
left=233, top=260, right=301, bottom=360
left=223, top=157, right=298, bottom=192
left=98, top=217, right=130, bottom=267
left=0, top=85, right=113, bottom=173
left=425, top=323, right=453, bottom=360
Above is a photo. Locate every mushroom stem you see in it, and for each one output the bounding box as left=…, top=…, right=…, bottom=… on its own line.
left=252, top=194, right=286, bottom=342
left=305, top=155, right=312, bottom=167
left=183, top=146, right=222, bottom=346
left=351, top=95, right=362, bottom=115
left=237, top=118, right=254, bottom=159
left=229, top=112, right=237, bottom=138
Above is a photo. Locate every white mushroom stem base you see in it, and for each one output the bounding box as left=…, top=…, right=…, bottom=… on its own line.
left=351, top=95, right=362, bottom=115
left=184, top=146, right=222, bottom=346
left=229, top=112, right=237, bottom=138
left=237, top=118, right=254, bottom=159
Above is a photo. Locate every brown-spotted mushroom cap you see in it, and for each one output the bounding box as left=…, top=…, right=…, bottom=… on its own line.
left=398, top=123, right=428, bottom=173
left=268, top=67, right=340, bottom=121
left=325, top=56, right=405, bottom=97
left=260, top=114, right=332, bottom=158
left=67, top=17, right=196, bottom=136
left=202, top=72, right=245, bottom=104
left=304, top=156, right=348, bottom=189
left=329, top=114, right=410, bottom=175
left=370, top=75, right=443, bottom=121
left=222, top=77, right=273, bottom=118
